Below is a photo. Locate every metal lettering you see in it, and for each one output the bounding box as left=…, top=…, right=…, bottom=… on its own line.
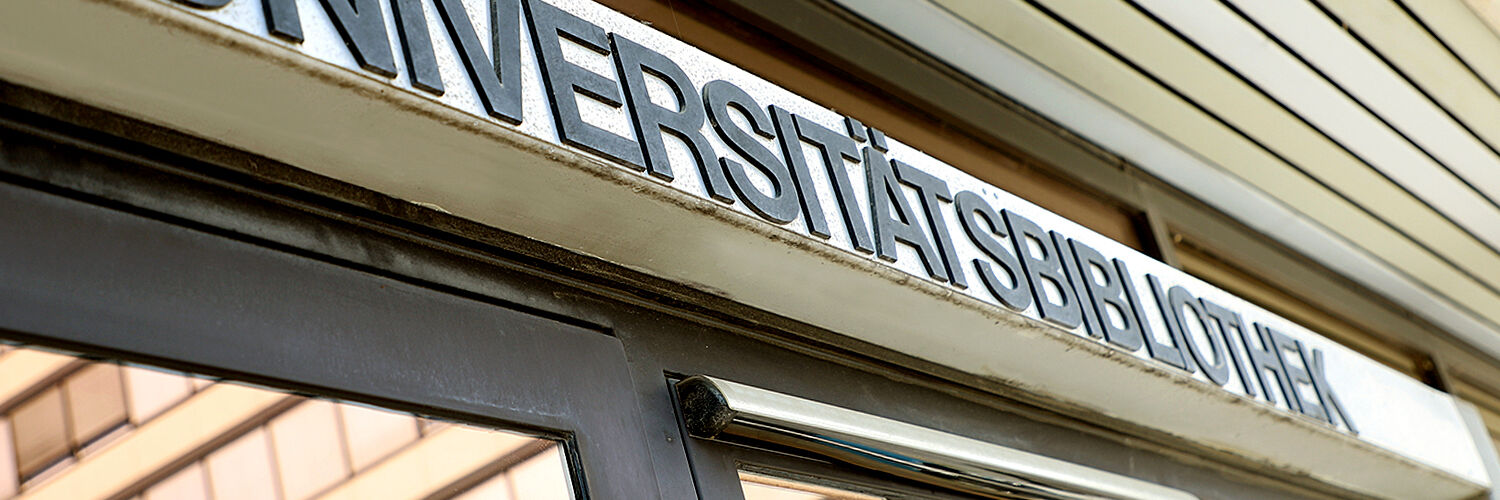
left=867, top=148, right=947, bottom=282
left=525, top=0, right=643, bottom=167
left=319, top=0, right=398, bottom=77
left=704, top=80, right=800, bottom=223
left=1003, top=211, right=1082, bottom=330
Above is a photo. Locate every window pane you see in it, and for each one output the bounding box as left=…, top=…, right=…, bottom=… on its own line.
left=0, top=344, right=577, bottom=500
left=340, top=403, right=419, bottom=472
left=204, top=428, right=278, bottom=500
left=144, top=462, right=209, bottom=500
left=505, top=447, right=574, bottom=500
left=123, top=365, right=194, bottom=423
left=0, top=419, right=18, bottom=497
left=452, top=473, right=516, bottom=500
left=742, top=481, right=824, bottom=500
left=12, top=387, right=69, bottom=478
left=739, top=471, right=886, bottom=500
left=63, top=364, right=129, bottom=446
left=270, top=400, right=351, bottom=500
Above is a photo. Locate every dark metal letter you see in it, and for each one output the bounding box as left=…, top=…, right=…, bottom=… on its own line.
left=391, top=0, right=444, bottom=95
left=770, top=107, right=830, bottom=238
left=845, top=116, right=868, bottom=143
left=1055, top=233, right=1105, bottom=339
left=1269, top=329, right=1328, bottom=421
left=1168, top=285, right=1230, bottom=386
left=319, top=0, right=399, bottom=77
left=703, top=80, right=800, bottom=223
left=894, top=161, right=965, bottom=288
left=1247, top=322, right=1299, bottom=411
left=1144, top=274, right=1195, bottom=372
left=1069, top=240, right=1144, bottom=351
left=868, top=127, right=888, bottom=152
left=1307, top=348, right=1357, bottom=434
left=174, top=0, right=232, bottom=8
left=263, top=0, right=304, bottom=42
left=795, top=115, right=873, bottom=253
left=954, top=191, right=1032, bottom=311
left=433, top=0, right=525, bottom=122
left=1002, top=211, right=1082, bottom=330
left=1201, top=300, right=1257, bottom=398
left=613, top=34, right=727, bottom=200
left=1118, top=261, right=1188, bottom=370
left=867, top=149, right=947, bottom=281
left=525, top=0, right=643, bottom=167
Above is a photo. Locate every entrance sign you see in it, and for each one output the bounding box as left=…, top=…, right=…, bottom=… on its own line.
left=159, top=0, right=1483, bottom=489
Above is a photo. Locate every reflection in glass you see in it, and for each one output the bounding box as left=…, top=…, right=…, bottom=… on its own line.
left=61, top=365, right=128, bottom=449
left=205, top=429, right=278, bottom=500
left=0, top=345, right=575, bottom=500
left=740, top=471, right=886, bottom=500
left=12, top=389, right=68, bottom=480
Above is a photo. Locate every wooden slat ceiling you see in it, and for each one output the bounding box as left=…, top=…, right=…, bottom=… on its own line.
left=917, top=0, right=1500, bottom=358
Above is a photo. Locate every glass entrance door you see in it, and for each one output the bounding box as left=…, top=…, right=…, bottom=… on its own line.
left=0, top=114, right=663, bottom=498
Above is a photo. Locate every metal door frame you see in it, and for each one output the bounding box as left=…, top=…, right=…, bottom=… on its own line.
left=0, top=95, right=664, bottom=498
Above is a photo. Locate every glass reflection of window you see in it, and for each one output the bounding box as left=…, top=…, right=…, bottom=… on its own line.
left=1, top=356, right=180, bottom=487
left=739, top=471, right=886, bottom=500
left=0, top=345, right=575, bottom=500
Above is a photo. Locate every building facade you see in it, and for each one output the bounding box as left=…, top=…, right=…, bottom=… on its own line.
left=0, top=0, right=1498, bottom=498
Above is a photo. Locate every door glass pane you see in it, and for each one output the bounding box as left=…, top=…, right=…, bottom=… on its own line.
left=62, top=364, right=128, bottom=447
left=11, top=387, right=68, bottom=479
left=0, top=344, right=577, bottom=499
left=269, top=400, right=350, bottom=500
left=203, top=429, right=278, bottom=500
left=0, top=420, right=17, bottom=497
left=339, top=403, right=420, bottom=472
left=739, top=471, right=886, bottom=500
left=504, top=446, right=574, bottom=500
left=143, top=463, right=209, bottom=500
left=122, top=365, right=194, bottom=423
